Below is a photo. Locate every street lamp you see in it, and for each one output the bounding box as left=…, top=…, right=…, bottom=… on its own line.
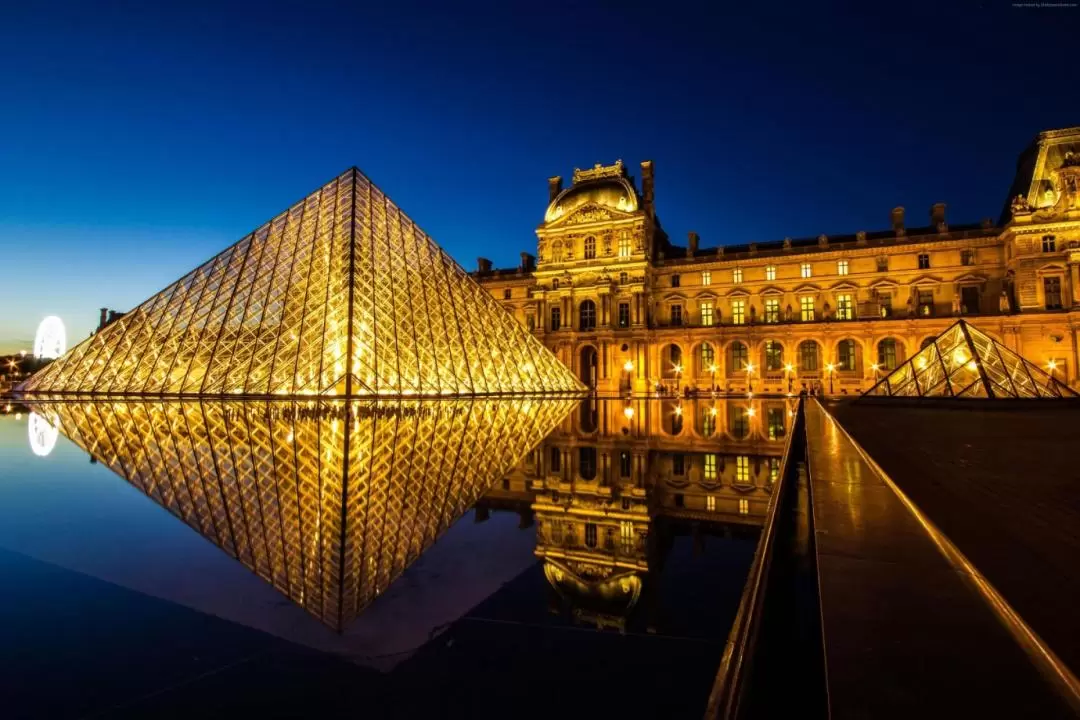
left=826, top=363, right=835, bottom=394
left=708, top=363, right=718, bottom=394
left=673, top=363, right=683, bottom=394
left=1047, top=359, right=1059, bottom=380
left=623, top=360, right=634, bottom=397
left=745, top=362, right=755, bottom=394
left=783, top=362, right=794, bottom=394
left=871, top=362, right=881, bottom=383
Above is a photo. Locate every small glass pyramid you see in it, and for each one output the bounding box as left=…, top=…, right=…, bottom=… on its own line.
left=865, top=319, right=1077, bottom=399
left=19, top=169, right=583, bottom=397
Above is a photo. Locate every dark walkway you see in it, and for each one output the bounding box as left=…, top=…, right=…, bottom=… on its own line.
left=804, top=401, right=1073, bottom=719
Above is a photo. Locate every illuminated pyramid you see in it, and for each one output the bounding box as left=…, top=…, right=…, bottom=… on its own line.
left=20, top=169, right=583, bottom=396
left=864, top=319, right=1076, bottom=399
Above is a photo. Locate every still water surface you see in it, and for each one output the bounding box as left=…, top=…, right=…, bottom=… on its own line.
left=0, top=397, right=791, bottom=719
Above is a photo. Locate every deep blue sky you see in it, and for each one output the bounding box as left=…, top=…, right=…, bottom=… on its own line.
left=1, top=0, right=1077, bottom=353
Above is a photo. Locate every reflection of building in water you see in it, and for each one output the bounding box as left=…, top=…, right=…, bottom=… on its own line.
left=28, top=398, right=575, bottom=630
left=481, top=398, right=790, bottom=630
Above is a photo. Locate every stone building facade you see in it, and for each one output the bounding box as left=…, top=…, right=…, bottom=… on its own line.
left=475, top=127, right=1080, bottom=395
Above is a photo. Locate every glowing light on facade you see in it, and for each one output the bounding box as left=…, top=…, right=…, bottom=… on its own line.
left=33, top=316, right=65, bottom=359
left=28, top=412, right=58, bottom=457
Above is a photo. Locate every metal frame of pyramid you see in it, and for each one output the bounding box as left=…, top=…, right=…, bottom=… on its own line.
left=19, top=168, right=584, bottom=397
left=864, top=319, right=1077, bottom=399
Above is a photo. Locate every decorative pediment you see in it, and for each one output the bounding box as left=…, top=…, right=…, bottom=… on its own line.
left=759, top=285, right=785, bottom=296
left=550, top=202, right=635, bottom=227
left=726, top=288, right=751, bottom=298
left=954, top=272, right=988, bottom=285
left=829, top=280, right=860, bottom=292
left=909, top=274, right=943, bottom=287
left=869, top=278, right=900, bottom=290
left=793, top=283, right=821, bottom=295
left=695, top=291, right=719, bottom=301
left=663, top=292, right=688, bottom=302
left=1036, top=263, right=1068, bottom=276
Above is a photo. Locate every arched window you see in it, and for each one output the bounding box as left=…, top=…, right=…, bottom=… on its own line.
left=579, top=299, right=596, bottom=330
left=728, top=341, right=748, bottom=372
left=578, top=447, right=597, bottom=480
left=730, top=406, right=751, bottom=439
left=920, top=337, right=935, bottom=351
left=837, top=340, right=857, bottom=371
left=584, top=236, right=596, bottom=260
left=700, top=406, right=717, bottom=437
left=799, top=340, right=819, bottom=371
left=670, top=344, right=682, bottom=367
left=700, top=343, right=715, bottom=371
left=764, top=341, right=783, bottom=371
left=878, top=338, right=899, bottom=370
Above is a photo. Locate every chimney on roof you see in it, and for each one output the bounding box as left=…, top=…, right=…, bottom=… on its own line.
left=98, top=308, right=108, bottom=331
left=687, top=231, right=699, bottom=257
left=548, top=176, right=563, bottom=203
left=520, top=252, right=535, bottom=272
left=931, top=203, right=947, bottom=233
left=640, top=161, right=655, bottom=217
left=477, top=257, right=492, bottom=273
left=891, top=207, right=906, bottom=237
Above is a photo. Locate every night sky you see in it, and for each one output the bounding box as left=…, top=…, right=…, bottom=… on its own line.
left=1, top=1, right=1077, bottom=353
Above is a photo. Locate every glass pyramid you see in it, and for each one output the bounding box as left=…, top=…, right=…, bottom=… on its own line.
left=19, top=168, right=583, bottom=397
left=27, top=397, right=577, bottom=630
left=865, top=319, right=1077, bottom=399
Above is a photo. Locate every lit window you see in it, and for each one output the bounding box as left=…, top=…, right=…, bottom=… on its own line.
left=837, top=259, right=849, bottom=275
left=1045, top=277, right=1063, bottom=309
left=799, top=341, right=819, bottom=371
left=702, top=271, right=712, bottom=286
left=766, top=265, right=776, bottom=281
left=769, top=458, right=780, bottom=484
left=731, top=300, right=746, bottom=325
left=1042, top=235, right=1057, bottom=253
left=801, top=263, right=812, bottom=278
left=800, top=296, right=815, bottom=322
left=729, top=341, right=748, bottom=371
left=700, top=301, right=714, bottom=326
left=503, top=288, right=512, bottom=300
left=836, top=293, right=853, bottom=320
left=765, top=340, right=783, bottom=371
left=733, top=267, right=743, bottom=284
left=618, top=235, right=632, bottom=257
left=618, top=302, right=630, bottom=328
left=620, top=520, right=634, bottom=550
left=736, top=455, right=750, bottom=485
left=879, top=293, right=893, bottom=318
left=671, top=274, right=681, bottom=288
left=706, top=495, right=716, bottom=512
left=550, top=306, right=561, bottom=331
left=584, top=236, right=596, bottom=259
left=918, top=289, right=934, bottom=316
left=702, top=406, right=716, bottom=436
left=878, top=339, right=898, bottom=370
left=764, top=298, right=780, bottom=323
left=700, top=342, right=715, bottom=368
left=918, top=253, right=930, bottom=269
left=704, top=454, right=717, bottom=481
left=739, top=499, right=749, bottom=515
left=767, top=407, right=785, bottom=439
left=670, top=304, right=683, bottom=326
left=837, top=339, right=857, bottom=371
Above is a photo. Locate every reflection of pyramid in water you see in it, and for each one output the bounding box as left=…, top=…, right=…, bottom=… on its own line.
left=865, top=319, right=1077, bottom=398
left=32, top=397, right=577, bottom=630
left=21, top=168, right=582, bottom=396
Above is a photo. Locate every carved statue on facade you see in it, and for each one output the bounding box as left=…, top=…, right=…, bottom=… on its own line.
left=1011, top=194, right=1031, bottom=214
left=999, top=290, right=1011, bottom=314
left=749, top=305, right=757, bottom=324
left=822, top=302, right=832, bottom=321
left=952, top=292, right=961, bottom=316
left=785, top=304, right=793, bottom=322
left=906, top=295, right=914, bottom=316
left=818, top=234, right=829, bottom=248
left=783, top=237, right=792, bottom=249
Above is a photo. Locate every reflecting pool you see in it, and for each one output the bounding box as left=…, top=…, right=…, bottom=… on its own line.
left=0, top=396, right=793, bottom=718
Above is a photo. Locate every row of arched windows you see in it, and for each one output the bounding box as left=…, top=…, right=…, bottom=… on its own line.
left=671, top=338, right=907, bottom=375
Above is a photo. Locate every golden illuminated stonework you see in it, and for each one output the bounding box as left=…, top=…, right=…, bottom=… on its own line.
left=28, top=397, right=577, bottom=630
left=20, top=168, right=583, bottom=397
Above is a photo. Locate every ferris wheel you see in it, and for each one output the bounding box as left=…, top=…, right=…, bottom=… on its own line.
left=28, top=412, right=59, bottom=457
left=34, top=316, right=66, bottom=359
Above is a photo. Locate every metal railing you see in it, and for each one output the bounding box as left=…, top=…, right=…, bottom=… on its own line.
left=704, top=397, right=805, bottom=719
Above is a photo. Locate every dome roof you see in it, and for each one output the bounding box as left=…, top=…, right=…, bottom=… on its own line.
left=544, top=176, right=639, bottom=223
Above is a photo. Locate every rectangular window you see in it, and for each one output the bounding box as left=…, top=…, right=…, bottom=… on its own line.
left=836, top=293, right=853, bottom=320
left=1045, top=277, right=1063, bottom=309
left=736, top=455, right=750, bottom=485
left=671, top=274, right=680, bottom=288
left=961, top=286, right=980, bottom=315
left=838, top=341, right=857, bottom=370
left=800, top=296, right=815, bottom=322
left=550, top=447, right=561, bottom=473
left=767, top=407, right=785, bottom=440
left=704, top=454, right=717, bottom=481
left=503, top=288, right=512, bottom=299
left=527, top=314, right=535, bottom=331
left=801, top=263, right=812, bottom=279
left=618, top=302, right=630, bottom=328
left=585, top=523, right=598, bottom=548
left=879, top=293, right=892, bottom=318
left=706, top=495, right=716, bottom=512
left=584, top=236, right=596, bottom=260
left=876, top=256, right=889, bottom=272
left=769, top=458, right=780, bottom=484
left=550, top=306, right=561, bottom=331
left=670, top=304, right=683, bottom=326
left=837, top=259, right=849, bottom=276
left=619, top=271, right=628, bottom=284
left=618, top=235, right=632, bottom=257
left=733, top=267, right=743, bottom=284
left=701, top=271, right=712, bottom=286
left=620, top=451, right=632, bottom=478
left=764, top=298, right=780, bottom=323
left=739, top=498, right=749, bottom=516
left=1043, top=235, right=1057, bottom=253
left=700, top=301, right=714, bottom=326
left=673, top=454, right=685, bottom=476
left=961, top=249, right=975, bottom=266
left=765, top=265, right=776, bottom=281
left=918, top=289, right=934, bottom=316
left=918, top=253, right=930, bottom=269
left=620, top=520, right=634, bottom=551
left=731, top=299, right=746, bottom=325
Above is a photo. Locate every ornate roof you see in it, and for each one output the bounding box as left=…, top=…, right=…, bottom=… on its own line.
left=544, top=161, right=640, bottom=223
